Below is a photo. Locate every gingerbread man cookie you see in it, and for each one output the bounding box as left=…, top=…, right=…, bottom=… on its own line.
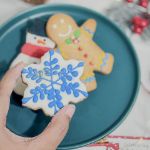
left=46, top=13, right=114, bottom=92
left=22, top=50, right=88, bottom=116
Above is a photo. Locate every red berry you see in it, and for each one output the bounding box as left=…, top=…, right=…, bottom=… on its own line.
left=132, top=16, right=142, bottom=26
left=133, top=26, right=143, bottom=34
left=140, top=19, right=149, bottom=27
left=127, top=0, right=133, bottom=2
left=132, top=16, right=149, bottom=28
left=139, top=0, right=148, bottom=8
left=141, top=0, right=148, bottom=2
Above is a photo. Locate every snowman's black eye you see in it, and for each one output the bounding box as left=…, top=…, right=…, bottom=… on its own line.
left=43, top=39, right=46, bottom=42
left=34, top=37, right=37, bottom=40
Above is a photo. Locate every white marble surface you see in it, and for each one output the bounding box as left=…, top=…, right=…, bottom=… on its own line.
left=0, top=0, right=150, bottom=148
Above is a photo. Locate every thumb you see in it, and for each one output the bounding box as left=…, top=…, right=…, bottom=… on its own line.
left=32, top=104, right=76, bottom=150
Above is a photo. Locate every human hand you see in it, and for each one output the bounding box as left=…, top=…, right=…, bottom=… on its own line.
left=0, top=62, right=76, bottom=150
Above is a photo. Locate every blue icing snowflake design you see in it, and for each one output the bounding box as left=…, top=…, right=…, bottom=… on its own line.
left=22, top=50, right=88, bottom=115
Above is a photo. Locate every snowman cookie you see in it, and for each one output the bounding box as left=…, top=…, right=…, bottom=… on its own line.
left=10, top=19, right=55, bottom=96
left=46, top=13, right=114, bottom=92
left=22, top=50, right=88, bottom=116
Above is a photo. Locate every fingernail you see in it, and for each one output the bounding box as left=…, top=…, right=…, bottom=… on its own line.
left=65, top=105, right=76, bottom=119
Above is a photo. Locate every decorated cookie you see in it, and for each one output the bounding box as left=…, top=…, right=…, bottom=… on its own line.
left=46, top=13, right=114, bottom=92
left=10, top=19, right=55, bottom=96
left=22, top=50, right=88, bottom=116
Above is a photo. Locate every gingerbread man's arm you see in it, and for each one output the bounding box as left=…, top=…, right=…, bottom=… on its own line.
left=80, top=19, right=97, bottom=38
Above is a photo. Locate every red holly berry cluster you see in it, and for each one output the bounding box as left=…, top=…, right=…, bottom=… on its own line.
left=132, top=16, right=149, bottom=34
left=139, top=0, right=149, bottom=8
left=126, top=0, right=149, bottom=34
left=126, top=0, right=149, bottom=8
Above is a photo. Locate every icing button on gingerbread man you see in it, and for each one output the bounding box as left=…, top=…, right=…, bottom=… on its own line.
left=46, top=13, right=114, bottom=92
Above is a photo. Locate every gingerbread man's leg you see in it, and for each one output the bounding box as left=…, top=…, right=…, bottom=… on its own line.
left=80, top=66, right=97, bottom=92
left=80, top=19, right=97, bottom=39
left=100, top=53, right=114, bottom=74
left=82, top=76, right=97, bottom=92
left=95, top=49, right=114, bottom=75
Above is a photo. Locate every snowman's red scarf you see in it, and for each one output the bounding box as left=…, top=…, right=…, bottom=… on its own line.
left=21, top=43, right=51, bottom=58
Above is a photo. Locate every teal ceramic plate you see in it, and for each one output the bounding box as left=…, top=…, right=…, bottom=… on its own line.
left=0, top=4, right=140, bottom=149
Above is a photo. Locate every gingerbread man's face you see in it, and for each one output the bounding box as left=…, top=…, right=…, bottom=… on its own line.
left=46, top=14, right=78, bottom=45
left=46, top=14, right=92, bottom=68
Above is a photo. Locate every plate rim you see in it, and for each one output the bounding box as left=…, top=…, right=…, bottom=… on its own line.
left=0, top=4, right=141, bottom=150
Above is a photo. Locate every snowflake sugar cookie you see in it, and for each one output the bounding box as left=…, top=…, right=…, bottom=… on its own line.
left=22, top=50, right=88, bottom=116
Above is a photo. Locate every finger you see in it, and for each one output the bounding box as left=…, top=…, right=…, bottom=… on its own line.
left=0, top=62, right=25, bottom=98
left=0, top=62, right=25, bottom=127
left=31, top=105, right=76, bottom=150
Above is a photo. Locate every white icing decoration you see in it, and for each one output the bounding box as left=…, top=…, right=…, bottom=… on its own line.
left=58, top=25, right=73, bottom=37
left=60, top=19, right=65, bottom=24
left=52, top=24, right=57, bottom=29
